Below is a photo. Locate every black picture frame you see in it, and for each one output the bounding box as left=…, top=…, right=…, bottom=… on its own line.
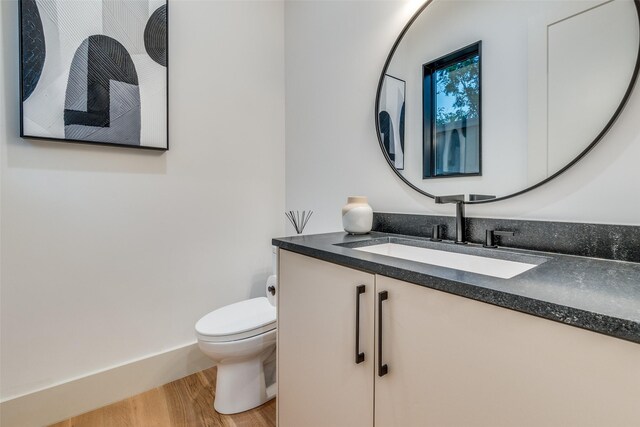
left=378, top=74, right=406, bottom=170
left=19, top=0, right=169, bottom=151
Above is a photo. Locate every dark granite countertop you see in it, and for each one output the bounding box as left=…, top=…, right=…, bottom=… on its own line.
left=273, top=231, right=640, bottom=344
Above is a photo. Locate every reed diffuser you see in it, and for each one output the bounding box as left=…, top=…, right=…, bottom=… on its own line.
left=285, top=210, right=313, bottom=234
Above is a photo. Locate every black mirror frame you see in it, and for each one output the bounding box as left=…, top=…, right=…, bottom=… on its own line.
left=374, top=0, right=640, bottom=204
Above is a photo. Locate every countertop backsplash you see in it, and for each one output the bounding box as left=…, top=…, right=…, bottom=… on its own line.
left=372, top=212, right=640, bottom=263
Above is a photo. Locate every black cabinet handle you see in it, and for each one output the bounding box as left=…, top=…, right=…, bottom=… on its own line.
left=378, top=290, right=389, bottom=377
left=355, top=285, right=365, bottom=364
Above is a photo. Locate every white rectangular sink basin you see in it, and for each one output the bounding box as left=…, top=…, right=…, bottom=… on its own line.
left=354, top=243, right=537, bottom=279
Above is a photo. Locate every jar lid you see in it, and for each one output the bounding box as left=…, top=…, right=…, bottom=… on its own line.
left=347, top=196, right=368, bottom=204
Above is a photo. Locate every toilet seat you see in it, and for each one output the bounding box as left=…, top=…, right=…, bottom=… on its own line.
left=196, top=297, right=276, bottom=343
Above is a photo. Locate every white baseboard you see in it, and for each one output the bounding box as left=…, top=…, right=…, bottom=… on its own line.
left=0, top=342, right=214, bottom=427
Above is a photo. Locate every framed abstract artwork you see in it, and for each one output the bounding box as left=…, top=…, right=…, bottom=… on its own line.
left=19, top=0, right=168, bottom=150
left=378, top=74, right=405, bottom=170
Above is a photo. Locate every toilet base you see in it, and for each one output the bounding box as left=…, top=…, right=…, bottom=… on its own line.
left=213, top=347, right=276, bottom=414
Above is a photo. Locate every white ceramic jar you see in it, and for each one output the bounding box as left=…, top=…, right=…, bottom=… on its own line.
left=342, top=196, right=373, bottom=234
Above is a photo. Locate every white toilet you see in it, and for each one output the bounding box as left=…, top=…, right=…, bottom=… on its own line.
left=195, top=275, right=277, bottom=415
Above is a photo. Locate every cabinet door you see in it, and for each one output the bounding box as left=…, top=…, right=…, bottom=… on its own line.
left=278, top=250, right=374, bottom=427
left=375, top=275, right=640, bottom=427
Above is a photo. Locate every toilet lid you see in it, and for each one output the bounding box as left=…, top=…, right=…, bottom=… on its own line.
left=196, top=297, right=276, bottom=342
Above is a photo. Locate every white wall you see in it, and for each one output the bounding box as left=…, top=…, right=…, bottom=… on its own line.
left=284, top=0, right=640, bottom=235
left=1, top=0, right=285, bottom=401
left=2, top=0, right=638, bottom=409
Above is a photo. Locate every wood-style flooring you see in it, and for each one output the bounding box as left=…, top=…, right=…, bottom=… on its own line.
left=49, top=367, right=276, bottom=427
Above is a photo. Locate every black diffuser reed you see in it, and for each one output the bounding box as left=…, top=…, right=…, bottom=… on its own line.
left=285, top=210, right=313, bottom=234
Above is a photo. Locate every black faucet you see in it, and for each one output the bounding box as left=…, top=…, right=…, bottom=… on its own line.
left=434, top=194, right=466, bottom=244
left=484, top=230, right=515, bottom=248
left=468, top=194, right=496, bottom=202
left=430, top=224, right=443, bottom=242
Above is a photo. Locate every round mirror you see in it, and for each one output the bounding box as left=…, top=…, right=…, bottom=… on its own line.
left=376, top=0, right=640, bottom=203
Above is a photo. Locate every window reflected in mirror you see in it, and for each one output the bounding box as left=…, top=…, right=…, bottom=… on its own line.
left=423, top=42, right=481, bottom=178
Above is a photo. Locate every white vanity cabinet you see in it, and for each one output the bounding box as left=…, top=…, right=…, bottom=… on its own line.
left=277, top=249, right=375, bottom=427
left=278, top=250, right=640, bottom=427
left=374, top=275, right=640, bottom=427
